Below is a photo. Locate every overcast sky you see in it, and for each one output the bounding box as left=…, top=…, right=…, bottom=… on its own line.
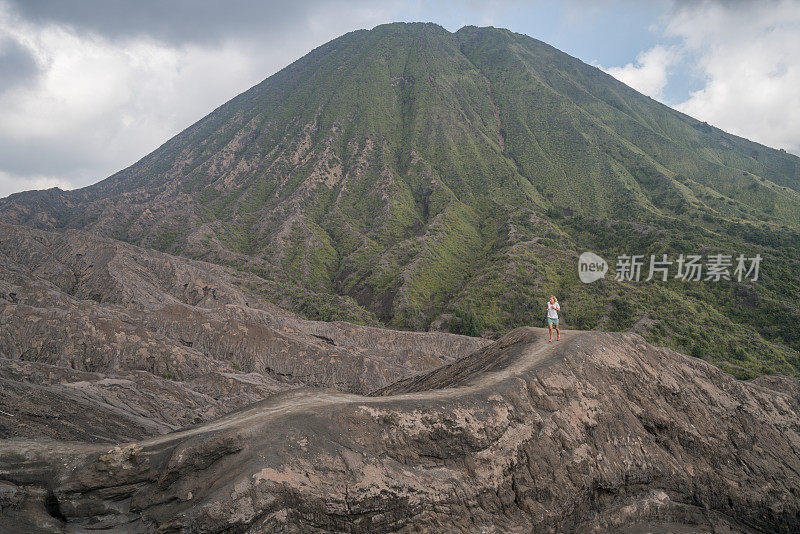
left=1, top=0, right=798, bottom=198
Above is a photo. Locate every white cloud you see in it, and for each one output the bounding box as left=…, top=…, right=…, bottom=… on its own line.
left=669, top=0, right=800, bottom=154
left=0, top=1, right=399, bottom=198
left=600, top=45, right=679, bottom=99
left=0, top=8, right=265, bottom=196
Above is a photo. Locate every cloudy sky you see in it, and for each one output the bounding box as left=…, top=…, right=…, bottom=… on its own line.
left=1, top=0, right=798, bottom=197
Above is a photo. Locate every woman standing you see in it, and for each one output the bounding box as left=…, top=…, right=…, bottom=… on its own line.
left=546, top=296, right=561, bottom=342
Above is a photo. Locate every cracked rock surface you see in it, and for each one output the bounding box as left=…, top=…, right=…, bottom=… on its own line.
left=1, top=327, right=798, bottom=532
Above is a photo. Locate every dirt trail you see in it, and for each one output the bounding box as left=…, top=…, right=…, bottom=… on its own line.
left=0, top=328, right=580, bottom=455
left=467, top=326, right=581, bottom=385
left=136, top=327, right=581, bottom=447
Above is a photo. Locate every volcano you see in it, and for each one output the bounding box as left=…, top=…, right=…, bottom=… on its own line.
left=1, top=22, right=799, bottom=533
left=2, top=22, right=799, bottom=377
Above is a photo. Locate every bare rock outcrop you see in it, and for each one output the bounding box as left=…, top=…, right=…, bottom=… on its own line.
left=1, top=328, right=798, bottom=532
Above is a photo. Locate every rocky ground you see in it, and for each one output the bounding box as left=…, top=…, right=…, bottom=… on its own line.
left=1, top=326, right=798, bottom=533
left=0, top=224, right=487, bottom=442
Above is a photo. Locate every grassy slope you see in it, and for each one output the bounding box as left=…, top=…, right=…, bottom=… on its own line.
left=448, top=27, right=800, bottom=377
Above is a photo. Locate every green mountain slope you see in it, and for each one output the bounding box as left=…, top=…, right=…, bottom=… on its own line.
left=2, top=22, right=799, bottom=377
